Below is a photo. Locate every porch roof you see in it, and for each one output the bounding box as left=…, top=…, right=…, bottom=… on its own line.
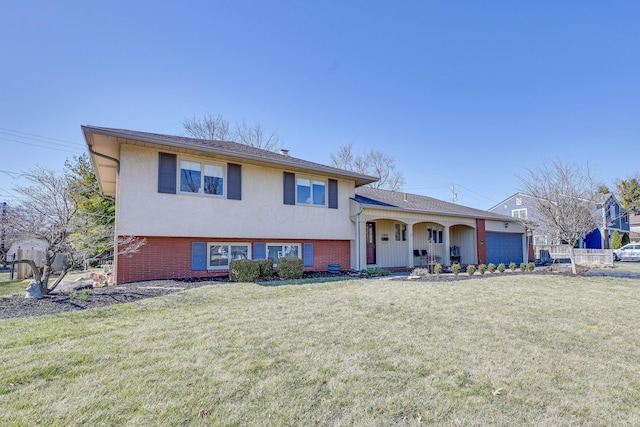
left=354, top=187, right=521, bottom=222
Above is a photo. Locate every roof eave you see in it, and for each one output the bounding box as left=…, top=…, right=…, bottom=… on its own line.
left=81, top=125, right=378, bottom=187
left=353, top=199, right=523, bottom=222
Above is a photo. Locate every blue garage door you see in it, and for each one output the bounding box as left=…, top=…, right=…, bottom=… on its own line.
left=486, top=232, right=523, bottom=265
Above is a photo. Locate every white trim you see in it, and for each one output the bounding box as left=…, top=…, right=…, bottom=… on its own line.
left=207, top=242, right=251, bottom=270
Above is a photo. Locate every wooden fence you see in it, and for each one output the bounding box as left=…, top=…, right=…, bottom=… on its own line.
left=536, top=245, right=614, bottom=267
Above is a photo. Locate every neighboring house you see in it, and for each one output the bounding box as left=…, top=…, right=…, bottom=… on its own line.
left=6, top=239, right=65, bottom=279
left=83, top=126, right=526, bottom=284
left=489, top=192, right=630, bottom=253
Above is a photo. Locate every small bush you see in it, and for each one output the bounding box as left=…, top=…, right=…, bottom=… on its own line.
left=520, top=262, right=526, bottom=272
left=434, top=263, right=443, bottom=275
left=361, top=267, right=390, bottom=276
left=278, top=257, right=304, bottom=280
left=411, top=268, right=430, bottom=277
left=257, top=259, right=274, bottom=278
left=509, top=262, right=517, bottom=271
left=478, top=264, right=487, bottom=275
left=69, top=291, right=77, bottom=301
left=229, top=259, right=261, bottom=282
left=451, top=264, right=461, bottom=276
left=498, top=263, right=506, bottom=273
left=466, top=265, right=476, bottom=275
left=488, top=263, right=496, bottom=273
left=528, top=262, right=535, bottom=272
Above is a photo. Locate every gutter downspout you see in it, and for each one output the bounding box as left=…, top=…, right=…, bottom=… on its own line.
left=355, top=205, right=364, bottom=271
left=88, top=143, right=120, bottom=173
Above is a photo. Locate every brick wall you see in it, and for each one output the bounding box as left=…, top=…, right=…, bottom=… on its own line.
left=476, top=219, right=487, bottom=265
left=116, top=236, right=351, bottom=284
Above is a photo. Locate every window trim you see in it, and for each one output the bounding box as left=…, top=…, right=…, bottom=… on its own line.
left=178, top=157, right=226, bottom=197
left=207, top=242, right=252, bottom=270
left=296, top=176, right=327, bottom=207
left=265, top=243, right=302, bottom=266
left=512, top=208, right=528, bottom=219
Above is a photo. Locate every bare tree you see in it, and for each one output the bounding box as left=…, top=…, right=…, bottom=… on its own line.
left=182, top=113, right=232, bottom=141
left=330, top=143, right=405, bottom=191
left=519, top=160, right=600, bottom=274
left=183, top=113, right=281, bottom=151
left=1, top=168, right=78, bottom=294
left=1, top=166, right=145, bottom=296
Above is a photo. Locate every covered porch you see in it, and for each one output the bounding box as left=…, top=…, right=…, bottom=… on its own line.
left=351, top=208, right=480, bottom=271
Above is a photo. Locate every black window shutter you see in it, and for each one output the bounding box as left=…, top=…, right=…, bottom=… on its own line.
left=283, top=172, right=295, bottom=205
left=227, top=163, right=242, bottom=200
left=191, top=242, right=206, bottom=270
left=328, top=179, right=338, bottom=209
left=158, top=152, right=177, bottom=194
left=253, top=242, right=266, bottom=259
left=303, top=243, right=314, bottom=267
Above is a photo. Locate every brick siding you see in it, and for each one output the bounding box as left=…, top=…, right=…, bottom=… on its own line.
left=116, top=236, right=350, bottom=284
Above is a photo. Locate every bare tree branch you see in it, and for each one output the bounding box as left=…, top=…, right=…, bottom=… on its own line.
left=330, top=144, right=405, bottom=191
left=519, top=160, right=600, bottom=273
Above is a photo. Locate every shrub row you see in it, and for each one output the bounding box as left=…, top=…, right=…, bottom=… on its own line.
left=229, top=257, right=304, bottom=282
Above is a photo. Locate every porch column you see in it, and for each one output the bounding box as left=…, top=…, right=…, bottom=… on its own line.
left=407, top=223, right=415, bottom=268
left=443, top=225, right=451, bottom=266
left=357, top=219, right=367, bottom=271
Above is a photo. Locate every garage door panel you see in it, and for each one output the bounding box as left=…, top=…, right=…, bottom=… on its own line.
left=486, top=232, right=523, bottom=265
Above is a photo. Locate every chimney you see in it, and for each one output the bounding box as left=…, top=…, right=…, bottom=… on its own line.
left=279, top=149, right=290, bottom=156
left=403, top=192, right=408, bottom=202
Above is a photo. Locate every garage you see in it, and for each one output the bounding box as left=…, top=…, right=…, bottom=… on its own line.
left=485, top=232, right=523, bottom=265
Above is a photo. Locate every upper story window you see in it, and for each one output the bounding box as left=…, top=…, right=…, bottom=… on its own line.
left=512, top=208, right=528, bottom=219
left=624, top=213, right=629, bottom=224
left=516, top=197, right=523, bottom=206
left=180, top=159, right=224, bottom=196
left=296, top=177, right=325, bottom=206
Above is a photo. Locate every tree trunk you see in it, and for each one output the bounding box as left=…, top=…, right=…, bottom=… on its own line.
left=569, top=246, right=577, bottom=274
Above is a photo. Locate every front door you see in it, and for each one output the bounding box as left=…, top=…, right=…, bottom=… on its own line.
left=366, top=222, right=376, bottom=264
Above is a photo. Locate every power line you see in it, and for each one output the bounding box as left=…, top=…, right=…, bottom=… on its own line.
left=0, top=136, right=82, bottom=154
left=0, top=127, right=82, bottom=147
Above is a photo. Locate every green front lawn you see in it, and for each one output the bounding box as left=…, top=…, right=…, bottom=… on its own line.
left=2, top=274, right=640, bottom=425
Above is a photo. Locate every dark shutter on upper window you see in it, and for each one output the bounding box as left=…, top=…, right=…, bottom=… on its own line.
left=253, top=242, right=266, bottom=259
left=303, top=243, right=314, bottom=267
left=283, top=172, right=295, bottom=205
left=328, top=179, right=338, bottom=209
left=158, top=152, right=177, bottom=194
left=227, top=163, right=242, bottom=200
left=191, top=242, right=206, bottom=271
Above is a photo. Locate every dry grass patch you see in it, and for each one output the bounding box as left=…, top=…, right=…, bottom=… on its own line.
left=2, top=275, right=640, bottom=425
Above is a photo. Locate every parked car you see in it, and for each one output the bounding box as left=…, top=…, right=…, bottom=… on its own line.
left=613, top=243, right=640, bottom=262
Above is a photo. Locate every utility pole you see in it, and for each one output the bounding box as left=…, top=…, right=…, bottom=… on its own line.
left=1, top=202, right=6, bottom=253
left=450, top=184, right=457, bottom=204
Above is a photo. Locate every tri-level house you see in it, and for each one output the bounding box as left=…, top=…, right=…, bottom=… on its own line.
left=84, top=126, right=526, bottom=284
left=489, top=192, right=631, bottom=253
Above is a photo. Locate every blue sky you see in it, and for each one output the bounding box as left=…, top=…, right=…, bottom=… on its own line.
left=1, top=1, right=638, bottom=209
